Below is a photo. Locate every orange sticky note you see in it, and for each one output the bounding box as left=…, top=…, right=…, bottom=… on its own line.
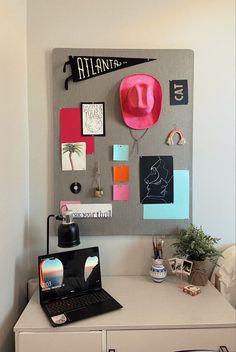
left=113, top=166, right=129, bottom=182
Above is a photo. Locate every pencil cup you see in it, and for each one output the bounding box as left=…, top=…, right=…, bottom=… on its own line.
left=150, top=259, right=167, bottom=283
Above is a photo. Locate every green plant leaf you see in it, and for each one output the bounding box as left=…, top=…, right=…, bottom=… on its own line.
left=172, top=224, right=221, bottom=261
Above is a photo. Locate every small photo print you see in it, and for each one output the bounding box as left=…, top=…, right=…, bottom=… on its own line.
left=61, top=142, right=86, bottom=171
left=182, top=259, right=193, bottom=276
left=175, top=258, right=183, bottom=274
left=168, top=258, right=177, bottom=273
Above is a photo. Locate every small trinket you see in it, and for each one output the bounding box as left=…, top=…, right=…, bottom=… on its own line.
left=95, top=188, right=104, bottom=198
left=183, top=284, right=201, bottom=296
left=166, top=127, right=186, bottom=146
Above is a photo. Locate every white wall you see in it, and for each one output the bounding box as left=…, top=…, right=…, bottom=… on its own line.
left=27, top=0, right=235, bottom=277
left=0, top=1, right=29, bottom=351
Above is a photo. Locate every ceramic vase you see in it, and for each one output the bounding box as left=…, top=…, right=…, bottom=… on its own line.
left=150, top=258, right=167, bottom=283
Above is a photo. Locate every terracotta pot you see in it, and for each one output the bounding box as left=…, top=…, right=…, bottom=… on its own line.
left=189, top=260, right=208, bottom=286
left=95, top=188, right=103, bottom=198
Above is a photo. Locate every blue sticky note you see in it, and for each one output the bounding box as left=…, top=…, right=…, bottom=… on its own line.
left=113, top=144, right=129, bottom=161
left=143, top=170, right=189, bottom=219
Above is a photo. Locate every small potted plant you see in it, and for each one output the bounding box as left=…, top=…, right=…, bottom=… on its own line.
left=173, top=224, right=221, bottom=286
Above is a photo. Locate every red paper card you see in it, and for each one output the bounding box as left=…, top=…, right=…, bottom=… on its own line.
left=60, top=108, right=94, bottom=154
left=113, top=166, right=129, bottom=182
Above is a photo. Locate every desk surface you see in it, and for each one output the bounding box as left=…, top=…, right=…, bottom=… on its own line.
left=14, top=276, right=236, bottom=332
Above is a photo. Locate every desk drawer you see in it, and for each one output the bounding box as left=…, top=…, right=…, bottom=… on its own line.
left=107, top=328, right=236, bottom=352
left=17, top=331, right=102, bottom=352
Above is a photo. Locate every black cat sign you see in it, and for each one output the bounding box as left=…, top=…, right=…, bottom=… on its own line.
left=169, top=80, right=189, bottom=105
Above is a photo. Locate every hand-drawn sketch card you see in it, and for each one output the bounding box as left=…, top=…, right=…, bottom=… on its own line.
left=140, top=156, right=174, bottom=204
left=81, top=102, right=105, bottom=136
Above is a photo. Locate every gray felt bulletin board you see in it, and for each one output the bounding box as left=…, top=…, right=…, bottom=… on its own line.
left=52, top=48, right=193, bottom=236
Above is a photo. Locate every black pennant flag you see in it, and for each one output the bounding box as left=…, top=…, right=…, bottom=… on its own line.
left=63, top=56, right=156, bottom=90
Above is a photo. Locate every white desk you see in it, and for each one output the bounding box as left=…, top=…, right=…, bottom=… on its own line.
left=14, top=276, right=236, bottom=352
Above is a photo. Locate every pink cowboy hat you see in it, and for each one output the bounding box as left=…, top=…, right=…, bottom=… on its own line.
left=120, top=74, right=162, bottom=130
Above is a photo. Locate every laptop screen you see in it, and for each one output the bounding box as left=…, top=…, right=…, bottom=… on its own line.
left=38, top=247, right=102, bottom=303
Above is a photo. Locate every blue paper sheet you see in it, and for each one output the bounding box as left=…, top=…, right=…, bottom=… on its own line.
left=143, top=170, right=189, bottom=219
left=113, top=144, right=129, bottom=161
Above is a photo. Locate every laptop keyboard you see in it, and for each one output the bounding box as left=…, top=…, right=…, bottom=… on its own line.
left=45, top=290, right=111, bottom=316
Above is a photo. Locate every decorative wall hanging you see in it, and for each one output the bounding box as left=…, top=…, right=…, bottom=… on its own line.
left=120, top=74, right=162, bottom=154
left=120, top=74, right=162, bottom=130
left=140, top=156, right=173, bottom=204
left=65, top=203, right=112, bottom=218
left=113, top=184, right=129, bottom=201
left=166, top=128, right=186, bottom=146
left=63, top=55, right=156, bottom=90
left=70, top=182, right=82, bottom=194
left=60, top=108, right=94, bottom=154
left=61, top=142, right=86, bottom=171
left=169, top=80, right=188, bottom=105
left=143, top=170, right=190, bottom=219
left=113, top=165, right=129, bottom=183
left=113, top=144, right=129, bottom=161
left=81, top=102, right=105, bottom=136
left=53, top=48, right=193, bottom=236
left=94, top=161, right=103, bottom=198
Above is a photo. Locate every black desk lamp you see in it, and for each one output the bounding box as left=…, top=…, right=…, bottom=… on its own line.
left=46, top=210, right=80, bottom=255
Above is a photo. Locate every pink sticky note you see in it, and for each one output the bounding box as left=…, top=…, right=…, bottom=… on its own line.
left=113, top=184, right=129, bottom=201
left=60, top=108, right=94, bottom=154
left=60, top=200, right=81, bottom=213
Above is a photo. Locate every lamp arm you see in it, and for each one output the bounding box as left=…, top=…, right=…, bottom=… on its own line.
left=46, top=214, right=55, bottom=255
left=47, top=214, right=64, bottom=255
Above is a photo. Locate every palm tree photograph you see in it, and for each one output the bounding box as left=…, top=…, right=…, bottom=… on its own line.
left=61, top=142, right=86, bottom=170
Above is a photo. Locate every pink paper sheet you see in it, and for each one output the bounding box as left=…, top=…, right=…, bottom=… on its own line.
left=60, top=200, right=81, bottom=213
left=113, top=184, right=129, bottom=201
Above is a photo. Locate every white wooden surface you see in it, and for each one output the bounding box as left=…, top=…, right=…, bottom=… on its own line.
left=14, top=276, right=236, bottom=332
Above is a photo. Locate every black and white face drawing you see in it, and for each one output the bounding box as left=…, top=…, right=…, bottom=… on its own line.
left=140, top=156, right=174, bottom=204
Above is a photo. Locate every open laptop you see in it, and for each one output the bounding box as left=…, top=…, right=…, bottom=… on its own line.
left=38, top=246, right=122, bottom=327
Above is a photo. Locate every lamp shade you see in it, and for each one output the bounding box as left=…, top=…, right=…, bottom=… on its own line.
left=57, top=210, right=80, bottom=248
left=46, top=211, right=80, bottom=255
left=58, top=222, right=80, bottom=248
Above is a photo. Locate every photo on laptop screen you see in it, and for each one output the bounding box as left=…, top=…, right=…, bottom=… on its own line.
left=40, top=257, right=64, bottom=290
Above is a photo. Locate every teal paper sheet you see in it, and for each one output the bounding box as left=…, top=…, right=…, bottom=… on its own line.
left=143, top=170, right=189, bottom=219
left=113, top=144, right=129, bottom=161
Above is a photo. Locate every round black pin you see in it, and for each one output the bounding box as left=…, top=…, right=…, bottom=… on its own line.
left=70, top=182, right=81, bottom=194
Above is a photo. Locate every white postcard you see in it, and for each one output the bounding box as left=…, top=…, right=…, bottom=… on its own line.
left=65, top=203, right=112, bottom=218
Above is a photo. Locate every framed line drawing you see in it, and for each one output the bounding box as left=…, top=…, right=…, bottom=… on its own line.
left=140, top=156, right=174, bottom=204
left=81, top=102, right=105, bottom=136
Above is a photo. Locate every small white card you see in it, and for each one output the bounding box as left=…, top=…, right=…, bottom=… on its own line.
left=66, top=203, right=112, bottom=218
